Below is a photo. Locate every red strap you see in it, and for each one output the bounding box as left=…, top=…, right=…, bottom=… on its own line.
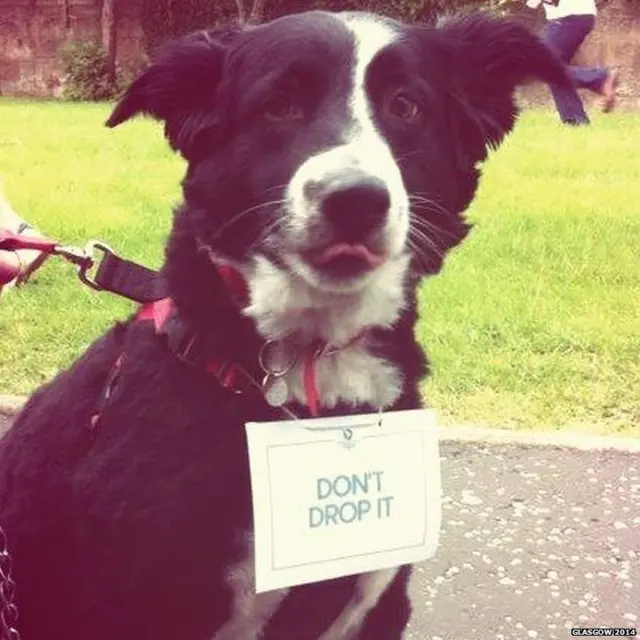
left=303, top=345, right=324, bottom=417
left=136, top=298, right=243, bottom=393
left=217, top=264, right=249, bottom=306
left=0, top=230, right=57, bottom=253
left=137, top=298, right=173, bottom=332
left=0, top=231, right=58, bottom=286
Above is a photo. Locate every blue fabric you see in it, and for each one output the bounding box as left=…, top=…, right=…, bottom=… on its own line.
left=541, top=15, right=608, bottom=125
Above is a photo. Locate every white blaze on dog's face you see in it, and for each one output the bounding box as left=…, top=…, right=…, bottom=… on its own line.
left=284, top=14, right=409, bottom=297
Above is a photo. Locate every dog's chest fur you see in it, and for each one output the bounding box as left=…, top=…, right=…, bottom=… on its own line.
left=242, top=254, right=410, bottom=410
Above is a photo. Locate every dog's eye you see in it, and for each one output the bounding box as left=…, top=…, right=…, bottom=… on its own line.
left=263, top=94, right=303, bottom=121
left=387, top=93, right=421, bottom=123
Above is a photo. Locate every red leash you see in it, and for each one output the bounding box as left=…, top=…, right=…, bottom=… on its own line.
left=0, top=231, right=57, bottom=286
left=0, top=231, right=57, bottom=253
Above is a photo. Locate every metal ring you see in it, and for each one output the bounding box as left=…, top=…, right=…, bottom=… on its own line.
left=258, top=339, right=297, bottom=377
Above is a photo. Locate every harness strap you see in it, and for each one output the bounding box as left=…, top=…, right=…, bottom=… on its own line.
left=141, top=298, right=248, bottom=391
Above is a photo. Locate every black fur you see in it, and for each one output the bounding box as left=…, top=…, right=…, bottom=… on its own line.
left=0, top=11, right=567, bottom=640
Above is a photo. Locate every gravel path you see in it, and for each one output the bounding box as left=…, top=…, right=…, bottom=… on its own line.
left=406, top=441, right=639, bottom=639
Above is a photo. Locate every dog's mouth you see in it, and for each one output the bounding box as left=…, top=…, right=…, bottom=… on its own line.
left=303, top=243, right=386, bottom=278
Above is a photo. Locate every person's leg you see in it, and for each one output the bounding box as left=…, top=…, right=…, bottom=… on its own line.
left=543, top=15, right=595, bottom=63
left=548, top=16, right=618, bottom=113
left=570, top=66, right=608, bottom=92
left=541, top=16, right=596, bottom=125
left=569, top=65, right=618, bottom=112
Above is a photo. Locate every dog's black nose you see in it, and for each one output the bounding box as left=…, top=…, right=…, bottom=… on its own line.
left=319, top=175, right=390, bottom=241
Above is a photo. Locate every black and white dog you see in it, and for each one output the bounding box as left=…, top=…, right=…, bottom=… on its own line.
left=0, top=10, right=567, bottom=640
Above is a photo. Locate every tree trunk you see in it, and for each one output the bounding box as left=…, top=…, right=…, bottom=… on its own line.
left=235, top=0, right=247, bottom=24
left=101, top=0, right=117, bottom=86
left=248, top=0, right=267, bottom=24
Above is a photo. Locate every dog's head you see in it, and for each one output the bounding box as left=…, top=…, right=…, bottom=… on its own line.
left=108, top=11, right=566, bottom=342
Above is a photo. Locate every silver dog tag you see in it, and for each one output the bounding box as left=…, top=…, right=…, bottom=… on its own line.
left=262, top=374, right=289, bottom=407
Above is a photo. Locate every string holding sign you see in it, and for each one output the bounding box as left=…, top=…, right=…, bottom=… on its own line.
left=299, top=409, right=384, bottom=448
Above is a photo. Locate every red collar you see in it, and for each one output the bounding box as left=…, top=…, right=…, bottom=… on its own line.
left=133, top=264, right=349, bottom=417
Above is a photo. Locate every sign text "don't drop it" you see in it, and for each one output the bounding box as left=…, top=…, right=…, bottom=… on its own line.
left=308, top=470, right=395, bottom=528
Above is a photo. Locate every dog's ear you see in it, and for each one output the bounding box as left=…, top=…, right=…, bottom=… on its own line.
left=106, top=27, right=240, bottom=157
left=437, top=13, right=569, bottom=164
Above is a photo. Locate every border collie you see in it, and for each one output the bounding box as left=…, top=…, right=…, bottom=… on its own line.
left=0, top=10, right=567, bottom=640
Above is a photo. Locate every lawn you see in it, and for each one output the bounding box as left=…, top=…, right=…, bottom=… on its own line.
left=1, top=99, right=639, bottom=436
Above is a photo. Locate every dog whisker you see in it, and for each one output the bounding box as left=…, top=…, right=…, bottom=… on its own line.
left=408, top=223, right=445, bottom=261
left=213, top=199, right=287, bottom=238
left=409, top=207, right=463, bottom=242
left=406, top=236, right=431, bottom=273
left=248, top=216, right=284, bottom=252
left=396, top=150, right=423, bottom=167
left=408, top=195, right=451, bottom=219
left=260, top=184, right=289, bottom=197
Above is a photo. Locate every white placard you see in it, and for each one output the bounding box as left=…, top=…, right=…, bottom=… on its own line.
left=245, top=409, right=441, bottom=593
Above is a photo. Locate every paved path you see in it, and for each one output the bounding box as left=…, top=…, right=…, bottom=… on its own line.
left=405, top=441, right=639, bottom=640
left=1, top=416, right=638, bottom=640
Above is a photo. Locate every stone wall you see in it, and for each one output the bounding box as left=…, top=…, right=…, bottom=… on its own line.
left=0, top=0, right=145, bottom=97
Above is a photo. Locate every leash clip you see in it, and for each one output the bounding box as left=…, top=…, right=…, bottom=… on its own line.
left=53, top=244, right=92, bottom=268
left=53, top=240, right=114, bottom=290
left=77, top=241, right=114, bottom=291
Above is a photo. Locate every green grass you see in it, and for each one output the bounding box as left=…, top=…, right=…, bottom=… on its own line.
left=1, top=99, right=639, bottom=436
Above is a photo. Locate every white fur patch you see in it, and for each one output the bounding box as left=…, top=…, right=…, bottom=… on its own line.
left=318, top=567, right=401, bottom=640
left=244, top=254, right=408, bottom=344
left=337, top=13, right=398, bottom=143
left=287, top=345, right=403, bottom=411
left=285, top=12, right=409, bottom=267
left=214, top=543, right=398, bottom=640
left=213, top=542, right=289, bottom=640
left=243, top=253, right=409, bottom=410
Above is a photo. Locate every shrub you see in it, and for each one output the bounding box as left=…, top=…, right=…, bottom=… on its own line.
left=60, top=41, right=122, bottom=102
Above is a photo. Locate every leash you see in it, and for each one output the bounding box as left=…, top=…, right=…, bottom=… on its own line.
left=0, top=231, right=167, bottom=303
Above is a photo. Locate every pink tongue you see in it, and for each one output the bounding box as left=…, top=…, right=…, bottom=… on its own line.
left=316, top=243, right=385, bottom=266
